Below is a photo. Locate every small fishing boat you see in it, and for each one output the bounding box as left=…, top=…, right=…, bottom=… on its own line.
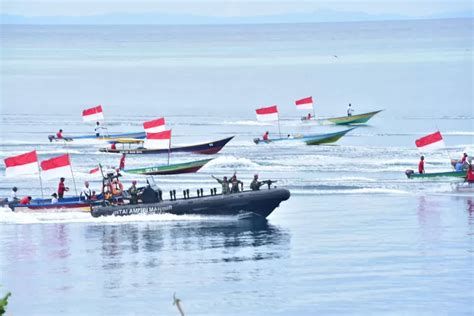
left=91, top=186, right=290, bottom=218
left=8, top=196, right=95, bottom=213
left=48, top=131, right=146, bottom=142
left=326, top=110, right=383, bottom=125
left=253, top=128, right=356, bottom=145
left=405, top=169, right=466, bottom=179
left=124, top=158, right=213, bottom=175
left=99, top=136, right=234, bottom=155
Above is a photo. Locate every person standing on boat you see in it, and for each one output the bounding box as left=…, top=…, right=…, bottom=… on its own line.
left=10, top=187, right=19, bottom=202
left=128, top=180, right=139, bottom=204
left=80, top=181, right=92, bottom=200
left=230, top=174, right=243, bottom=193
left=212, top=175, right=230, bottom=194
left=250, top=174, right=264, bottom=191
left=466, top=161, right=474, bottom=184
left=461, top=153, right=468, bottom=164
left=57, top=177, right=69, bottom=199
left=95, top=122, right=107, bottom=137
left=56, top=129, right=63, bottom=139
left=347, top=103, right=354, bottom=117
left=307, top=113, right=312, bottom=120
left=418, top=156, right=425, bottom=174
left=119, top=153, right=126, bottom=170
left=262, top=131, right=269, bottom=141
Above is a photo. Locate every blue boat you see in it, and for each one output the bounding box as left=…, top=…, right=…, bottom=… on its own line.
left=253, top=127, right=356, bottom=145
left=48, top=131, right=146, bottom=142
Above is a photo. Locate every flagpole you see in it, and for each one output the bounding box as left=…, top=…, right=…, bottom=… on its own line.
left=167, top=130, right=172, bottom=166
left=37, top=163, right=44, bottom=199
left=277, top=114, right=282, bottom=138
left=64, top=141, right=78, bottom=195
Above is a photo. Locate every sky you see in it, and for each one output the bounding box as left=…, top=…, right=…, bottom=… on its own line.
left=1, top=0, right=472, bottom=18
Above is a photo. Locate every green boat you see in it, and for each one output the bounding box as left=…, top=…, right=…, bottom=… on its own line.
left=326, top=110, right=383, bottom=125
left=304, top=128, right=356, bottom=145
left=405, top=169, right=466, bottom=179
left=125, top=158, right=213, bottom=175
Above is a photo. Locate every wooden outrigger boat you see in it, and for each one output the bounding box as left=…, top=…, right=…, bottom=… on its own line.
left=254, top=128, right=356, bottom=145
left=326, top=110, right=383, bottom=125
left=99, top=136, right=234, bottom=155
left=48, top=131, right=146, bottom=142
left=8, top=196, right=96, bottom=213
left=124, top=158, right=213, bottom=175
left=405, top=169, right=466, bottom=179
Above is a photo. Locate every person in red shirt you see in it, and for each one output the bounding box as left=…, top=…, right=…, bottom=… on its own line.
left=418, top=155, right=425, bottom=174
left=57, top=177, right=69, bottom=199
left=19, top=196, right=32, bottom=205
left=262, top=131, right=269, bottom=141
left=56, top=129, right=63, bottom=139
left=119, top=153, right=126, bottom=170
left=307, top=113, right=312, bottom=120
left=466, top=163, right=474, bottom=183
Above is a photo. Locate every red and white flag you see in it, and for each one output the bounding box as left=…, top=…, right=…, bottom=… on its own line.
left=4, top=150, right=39, bottom=177
left=40, top=154, right=73, bottom=179
left=143, top=117, right=166, bottom=133
left=82, top=105, right=104, bottom=122
left=295, top=96, right=313, bottom=110
left=415, top=131, right=445, bottom=151
left=256, top=105, right=279, bottom=122
left=144, top=130, right=172, bottom=149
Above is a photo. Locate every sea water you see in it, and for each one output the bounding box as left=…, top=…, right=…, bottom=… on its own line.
left=0, top=19, right=473, bottom=315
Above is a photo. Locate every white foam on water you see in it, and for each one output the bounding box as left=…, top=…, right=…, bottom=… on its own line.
left=206, top=155, right=260, bottom=169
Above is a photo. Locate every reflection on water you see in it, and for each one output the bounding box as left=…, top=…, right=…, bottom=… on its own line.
left=417, top=196, right=442, bottom=243
left=86, top=219, right=290, bottom=265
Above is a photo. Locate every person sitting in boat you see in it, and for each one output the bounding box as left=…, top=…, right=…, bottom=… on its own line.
left=56, top=129, right=63, bottom=139
left=347, top=103, right=354, bottom=117
left=262, top=131, right=269, bottom=142
left=418, top=155, right=425, bottom=174
left=58, top=177, right=69, bottom=199
left=128, top=180, right=140, bottom=204
left=80, top=181, right=92, bottom=201
left=9, top=187, right=19, bottom=203
left=19, top=196, right=32, bottom=205
left=51, top=193, right=58, bottom=204
left=250, top=174, right=264, bottom=191
left=119, top=153, right=126, bottom=170
left=212, top=175, right=230, bottom=194
left=230, top=174, right=243, bottom=193
left=90, top=191, right=98, bottom=201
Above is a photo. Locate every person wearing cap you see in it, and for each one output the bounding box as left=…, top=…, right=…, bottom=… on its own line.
left=250, top=174, right=264, bottom=191
left=51, top=193, right=58, bottom=204
left=10, top=187, right=19, bottom=202
left=80, top=181, right=92, bottom=201
left=128, top=180, right=139, bottom=204
left=230, top=174, right=243, bottom=193
left=212, top=175, right=230, bottom=194
left=418, top=155, right=425, bottom=174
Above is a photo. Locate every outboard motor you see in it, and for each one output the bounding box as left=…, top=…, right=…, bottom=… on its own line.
left=405, top=169, right=414, bottom=177
left=253, top=138, right=260, bottom=144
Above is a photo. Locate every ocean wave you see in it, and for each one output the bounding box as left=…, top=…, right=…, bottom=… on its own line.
left=206, top=155, right=260, bottom=169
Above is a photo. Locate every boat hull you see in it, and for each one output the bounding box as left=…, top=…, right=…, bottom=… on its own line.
left=304, top=128, right=356, bottom=145
left=124, top=158, right=213, bottom=175
left=10, top=201, right=92, bottom=213
left=91, top=188, right=290, bottom=218
left=99, top=136, right=234, bottom=155
left=326, top=110, right=383, bottom=125
left=254, top=128, right=355, bottom=145
left=405, top=170, right=466, bottom=179
left=48, top=132, right=146, bottom=142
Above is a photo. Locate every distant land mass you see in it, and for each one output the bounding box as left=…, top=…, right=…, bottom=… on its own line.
left=1, top=10, right=473, bottom=25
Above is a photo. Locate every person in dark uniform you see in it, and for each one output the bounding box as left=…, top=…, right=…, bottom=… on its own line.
left=230, top=174, right=243, bottom=193
left=250, top=174, right=264, bottom=191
